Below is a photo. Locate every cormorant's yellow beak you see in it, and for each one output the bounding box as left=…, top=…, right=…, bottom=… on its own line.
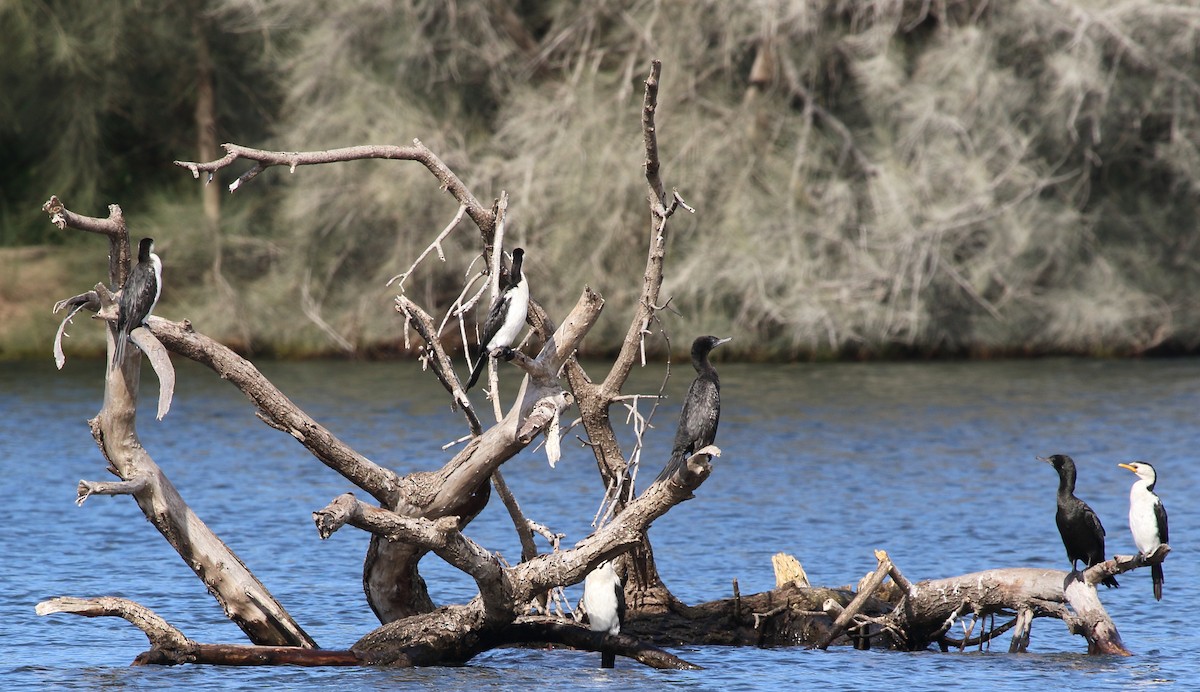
left=1117, top=463, right=1137, bottom=473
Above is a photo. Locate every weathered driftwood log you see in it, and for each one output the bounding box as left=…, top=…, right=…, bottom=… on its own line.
left=881, top=547, right=1169, bottom=654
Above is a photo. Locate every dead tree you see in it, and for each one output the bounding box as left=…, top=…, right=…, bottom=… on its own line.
left=36, top=61, right=1167, bottom=666
left=38, top=61, right=707, bottom=668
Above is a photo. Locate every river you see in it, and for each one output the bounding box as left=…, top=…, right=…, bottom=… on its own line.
left=1, top=356, right=1195, bottom=690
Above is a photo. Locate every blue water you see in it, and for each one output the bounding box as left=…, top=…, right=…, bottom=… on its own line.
left=1, top=357, right=1195, bottom=689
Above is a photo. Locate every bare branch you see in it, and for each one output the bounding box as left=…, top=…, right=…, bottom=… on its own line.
left=1084, top=545, right=1170, bottom=586
left=36, top=597, right=194, bottom=655
left=148, top=316, right=401, bottom=507
left=300, top=269, right=355, bottom=354
left=129, top=326, right=174, bottom=420
left=43, top=197, right=131, bottom=298
left=52, top=296, right=95, bottom=370
left=396, top=295, right=481, bottom=432
left=314, top=494, right=507, bottom=615
left=387, top=204, right=468, bottom=289
left=174, top=142, right=495, bottom=236
left=491, top=470, right=540, bottom=564
left=76, top=477, right=148, bottom=506
left=516, top=391, right=574, bottom=467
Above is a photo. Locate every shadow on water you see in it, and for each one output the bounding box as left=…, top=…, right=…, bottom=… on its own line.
left=1, top=357, right=1197, bottom=689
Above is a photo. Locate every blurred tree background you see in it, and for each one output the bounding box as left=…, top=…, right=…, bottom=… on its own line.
left=2, top=0, right=1198, bottom=360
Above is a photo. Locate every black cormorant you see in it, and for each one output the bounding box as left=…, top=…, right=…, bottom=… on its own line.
left=465, top=248, right=529, bottom=391
left=113, top=237, right=162, bottom=369
left=1039, top=454, right=1118, bottom=588
left=654, top=335, right=732, bottom=483
left=582, top=559, right=625, bottom=668
left=1118, top=461, right=1168, bottom=600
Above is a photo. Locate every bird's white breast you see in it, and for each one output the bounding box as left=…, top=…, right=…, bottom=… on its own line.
left=583, top=562, right=621, bottom=636
left=149, top=253, right=163, bottom=311
left=1128, top=481, right=1162, bottom=554
left=489, top=274, right=528, bottom=350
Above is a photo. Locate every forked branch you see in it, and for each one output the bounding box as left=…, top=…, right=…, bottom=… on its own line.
left=174, top=141, right=495, bottom=237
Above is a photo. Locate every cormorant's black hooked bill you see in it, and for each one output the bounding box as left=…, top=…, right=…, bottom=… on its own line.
left=654, top=335, right=732, bottom=483
left=465, top=248, right=529, bottom=391
left=582, top=559, right=625, bottom=668
left=1119, top=461, right=1168, bottom=600
left=112, top=237, right=163, bottom=370
left=1039, top=454, right=1118, bottom=588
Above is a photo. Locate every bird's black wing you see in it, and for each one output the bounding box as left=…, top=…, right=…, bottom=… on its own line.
left=477, top=293, right=510, bottom=352
left=1154, top=499, right=1168, bottom=545
left=465, top=293, right=512, bottom=391
left=1081, top=501, right=1119, bottom=587
left=655, top=378, right=720, bottom=483
left=1083, top=502, right=1106, bottom=538
left=673, top=378, right=720, bottom=454
left=112, top=262, right=158, bottom=368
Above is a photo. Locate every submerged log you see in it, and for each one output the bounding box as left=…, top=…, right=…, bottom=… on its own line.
left=622, top=582, right=892, bottom=648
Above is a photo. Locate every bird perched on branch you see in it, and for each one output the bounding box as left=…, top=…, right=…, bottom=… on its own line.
left=112, top=237, right=162, bottom=370
left=465, top=248, right=528, bottom=391
left=1039, top=454, right=1118, bottom=588
left=654, top=335, right=732, bottom=483
left=1118, top=461, right=1168, bottom=600
left=583, top=560, right=625, bottom=668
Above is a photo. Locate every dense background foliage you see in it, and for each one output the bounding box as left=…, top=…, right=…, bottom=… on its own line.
left=2, top=0, right=1198, bottom=359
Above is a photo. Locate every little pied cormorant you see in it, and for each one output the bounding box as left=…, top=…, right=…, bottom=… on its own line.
left=582, top=559, right=625, bottom=668
left=1039, top=454, right=1119, bottom=588
left=1118, top=461, right=1168, bottom=600
left=113, top=237, right=162, bottom=369
left=654, top=335, right=732, bottom=483
left=465, top=248, right=528, bottom=391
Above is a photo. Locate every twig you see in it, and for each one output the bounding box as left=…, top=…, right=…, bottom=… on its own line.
left=300, top=269, right=355, bottom=354
left=815, top=550, right=893, bottom=650
left=388, top=204, right=468, bottom=289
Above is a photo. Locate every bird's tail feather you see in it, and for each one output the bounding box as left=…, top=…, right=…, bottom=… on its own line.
left=465, top=354, right=488, bottom=391
left=1152, top=563, right=1164, bottom=601
left=111, top=332, right=126, bottom=372
left=654, top=449, right=687, bottom=484
left=600, top=650, right=615, bottom=669
left=1101, top=574, right=1120, bottom=589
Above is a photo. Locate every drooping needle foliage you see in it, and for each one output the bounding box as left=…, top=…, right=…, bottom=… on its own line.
left=5, top=1, right=1200, bottom=358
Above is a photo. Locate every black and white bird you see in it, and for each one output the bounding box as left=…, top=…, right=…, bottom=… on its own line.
left=465, top=248, right=528, bottom=391
left=1039, top=454, right=1119, bottom=588
left=112, top=237, right=162, bottom=369
left=582, top=560, right=625, bottom=668
left=1118, top=461, right=1168, bottom=600
left=654, top=335, right=732, bottom=483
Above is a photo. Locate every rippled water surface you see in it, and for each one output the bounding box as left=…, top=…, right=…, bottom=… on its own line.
left=2, top=357, right=1196, bottom=690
